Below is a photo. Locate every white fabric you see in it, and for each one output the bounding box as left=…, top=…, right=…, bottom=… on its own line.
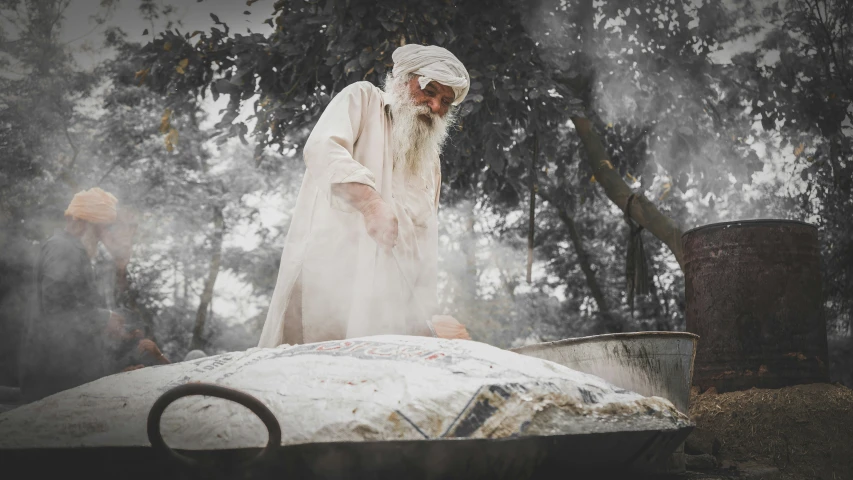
left=257, top=82, right=441, bottom=347
left=0, top=335, right=691, bottom=449
left=392, top=45, right=470, bottom=105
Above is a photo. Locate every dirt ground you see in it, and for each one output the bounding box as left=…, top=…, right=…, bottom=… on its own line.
left=688, top=383, right=853, bottom=480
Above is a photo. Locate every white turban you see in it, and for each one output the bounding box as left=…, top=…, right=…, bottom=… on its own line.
left=391, top=45, right=470, bottom=105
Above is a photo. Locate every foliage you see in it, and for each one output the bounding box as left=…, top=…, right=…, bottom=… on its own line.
left=131, top=0, right=774, bottom=333
left=733, top=0, right=853, bottom=350
left=1, top=0, right=850, bottom=387
left=0, top=0, right=103, bottom=384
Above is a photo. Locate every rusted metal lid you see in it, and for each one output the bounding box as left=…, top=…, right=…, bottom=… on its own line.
left=682, top=219, right=816, bottom=239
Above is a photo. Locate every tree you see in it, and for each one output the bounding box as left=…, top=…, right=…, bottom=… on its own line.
left=733, top=0, right=853, bottom=382
left=133, top=0, right=769, bottom=334
left=0, top=0, right=105, bottom=385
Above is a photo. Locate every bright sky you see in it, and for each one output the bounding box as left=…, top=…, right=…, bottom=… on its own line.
left=61, top=0, right=275, bottom=54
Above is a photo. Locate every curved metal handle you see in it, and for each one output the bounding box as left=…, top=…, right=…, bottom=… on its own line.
left=147, top=383, right=282, bottom=472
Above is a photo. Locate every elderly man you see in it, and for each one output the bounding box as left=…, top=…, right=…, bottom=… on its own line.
left=259, top=45, right=471, bottom=347
left=19, top=188, right=167, bottom=402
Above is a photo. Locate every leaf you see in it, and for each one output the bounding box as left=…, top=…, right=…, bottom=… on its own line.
left=358, top=49, right=374, bottom=68
left=163, top=41, right=172, bottom=51
left=210, top=13, right=221, bottom=24
left=487, top=154, right=505, bottom=172
left=214, top=78, right=240, bottom=95
left=134, top=67, right=150, bottom=84
left=793, top=143, right=805, bottom=157
left=659, top=182, right=672, bottom=201
left=164, top=128, right=179, bottom=152
left=176, top=58, right=189, bottom=74
left=142, top=28, right=149, bottom=35
left=434, top=31, right=446, bottom=45
left=344, top=57, right=361, bottom=74
left=159, top=108, right=172, bottom=134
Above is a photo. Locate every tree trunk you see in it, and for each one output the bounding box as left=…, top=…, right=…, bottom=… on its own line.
left=540, top=191, right=624, bottom=332
left=570, top=0, right=685, bottom=269
left=527, top=133, right=538, bottom=284
left=191, top=206, right=225, bottom=351
left=460, top=200, right=478, bottom=312
left=571, top=118, right=686, bottom=269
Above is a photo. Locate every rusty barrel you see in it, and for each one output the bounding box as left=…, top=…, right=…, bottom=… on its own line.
left=683, top=219, right=829, bottom=392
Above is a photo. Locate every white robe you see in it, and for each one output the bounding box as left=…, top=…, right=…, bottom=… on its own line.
left=258, top=81, right=441, bottom=347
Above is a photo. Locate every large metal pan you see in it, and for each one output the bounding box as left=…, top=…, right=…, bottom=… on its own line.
left=1, top=382, right=691, bottom=479
left=512, top=331, right=699, bottom=473
left=1, top=335, right=693, bottom=478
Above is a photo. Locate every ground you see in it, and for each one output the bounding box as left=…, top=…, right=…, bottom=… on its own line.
left=676, top=383, right=853, bottom=480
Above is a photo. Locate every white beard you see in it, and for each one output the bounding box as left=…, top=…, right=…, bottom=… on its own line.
left=384, top=74, right=456, bottom=181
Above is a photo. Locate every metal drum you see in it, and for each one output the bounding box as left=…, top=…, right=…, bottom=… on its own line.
left=683, top=219, right=829, bottom=392
left=512, top=332, right=698, bottom=474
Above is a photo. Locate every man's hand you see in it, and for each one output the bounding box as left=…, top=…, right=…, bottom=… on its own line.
left=430, top=315, right=471, bottom=340
left=361, top=198, right=398, bottom=248
left=331, top=183, right=398, bottom=249
left=137, top=339, right=170, bottom=364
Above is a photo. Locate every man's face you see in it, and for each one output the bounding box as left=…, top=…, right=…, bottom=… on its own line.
left=100, top=212, right=138, bottom=269
left=406, top=77, right=455, bottom=123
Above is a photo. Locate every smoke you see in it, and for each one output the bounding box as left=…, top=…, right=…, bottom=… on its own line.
left=520, top=0, right=796, bottom=230
left=435, top=200, right=603, bottom=348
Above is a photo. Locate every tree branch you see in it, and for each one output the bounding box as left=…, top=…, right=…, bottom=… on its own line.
left=539, top=189, right=624, bottom=333
left=527, top=132, right=537, bottom=284
left=191, top=205, right=225, bottom=351
left=571, top=117, right=685, bottom=269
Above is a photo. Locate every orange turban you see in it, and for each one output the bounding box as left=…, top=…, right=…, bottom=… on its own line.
left=64, top=187, right=118, bottom=224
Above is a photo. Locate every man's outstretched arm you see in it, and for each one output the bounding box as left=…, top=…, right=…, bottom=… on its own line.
left=331, top=183, right=398, bottom=248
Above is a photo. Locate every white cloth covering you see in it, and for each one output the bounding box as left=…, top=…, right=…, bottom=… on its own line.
left=257, top=82, right=441, bottom=347
left=391, top=45, right=470, bottom=105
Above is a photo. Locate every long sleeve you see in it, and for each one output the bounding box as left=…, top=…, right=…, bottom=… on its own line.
left=38, top=239, right=110, bottom=332
left=303, top=82, right=379, bottom=211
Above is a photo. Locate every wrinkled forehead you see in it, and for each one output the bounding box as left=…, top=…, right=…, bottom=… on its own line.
left=417, top=77, right=455, bottom=100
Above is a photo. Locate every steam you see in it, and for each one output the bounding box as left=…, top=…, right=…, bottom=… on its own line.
left=520, top=0, right=797, bottom=230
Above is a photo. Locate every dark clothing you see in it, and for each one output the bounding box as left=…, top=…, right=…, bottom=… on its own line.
left=19, top=230, right=112, bottom=402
